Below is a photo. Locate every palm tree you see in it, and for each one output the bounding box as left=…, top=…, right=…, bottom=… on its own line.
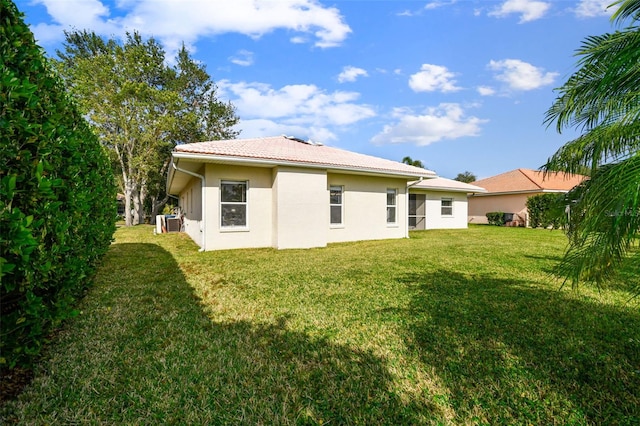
left=401, top=156, right=424, bottom=168
left=543, top=0, right=640, bottom=285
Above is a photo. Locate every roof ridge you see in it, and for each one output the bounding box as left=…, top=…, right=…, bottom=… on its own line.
left=518, top=168, right=543, bottom=190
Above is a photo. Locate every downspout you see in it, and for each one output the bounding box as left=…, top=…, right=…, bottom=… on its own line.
left=172, top=160, right=207, bottom=252
left=405, top=177, right=424, bottom=238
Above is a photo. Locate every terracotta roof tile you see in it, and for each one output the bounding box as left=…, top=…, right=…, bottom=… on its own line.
left=472, top=168, right=587, bottom=193
left=174, top=136, right=436, bottom=178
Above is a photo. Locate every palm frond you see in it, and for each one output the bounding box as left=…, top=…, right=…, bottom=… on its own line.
left=544, top=120, right=640, bottom=174
left=545, top=29, right=640, bottom=133
left=611, top=0, right=640, bottom=26
left=555, top=154, right=640, bottom=285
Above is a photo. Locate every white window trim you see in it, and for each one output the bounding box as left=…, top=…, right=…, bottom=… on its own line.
left=220, top=180, right=249, bottom=231
left=329, top=185, right=344, bottom=228
left=387, top=188, right=398, bottom=227
left=441, top=197, right=453, bottom=217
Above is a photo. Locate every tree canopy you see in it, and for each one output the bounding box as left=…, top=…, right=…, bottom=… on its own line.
left=454, top=171, right=476, bottom=183
left=55, top=31, right=239, bottom=226
left=543, top=0, right=640, bottom=285
left=401, top=156, right=425, bottom=168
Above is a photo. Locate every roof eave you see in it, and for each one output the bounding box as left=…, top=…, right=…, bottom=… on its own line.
left=411, top=186, right=487, bottom=194
left=470, top=189, right=569, bottom=196
left=171, top=151, right=436, bottom=180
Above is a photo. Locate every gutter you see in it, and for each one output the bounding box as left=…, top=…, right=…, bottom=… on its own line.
left=405, top=177, right=424, bottom=238
left=171, top=160, right=207, bottom=252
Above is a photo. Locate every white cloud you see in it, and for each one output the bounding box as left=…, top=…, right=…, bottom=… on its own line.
left=488, top=59, right=558, bottom=91
left=425, top=0, right=458, bottom=10
left=409, top=64, right=461, bottom=93
left=337, top=66, right=368, bottom=83
left=235, top=119, right=337, bottom=142
left=218, top=80, right=376, bottom=141
left=31, top=0, right=351, bottom=52
left=229, top=50, right=254, bottom=67
left=477, top=86, right=496, bottom=96
left=30, top=0, right=121, bottom=44
left=371, top=103, right=487, bottom=146
left=574, top=0, right=618, bottom=18
left=489, top=0, right=550, bottom=23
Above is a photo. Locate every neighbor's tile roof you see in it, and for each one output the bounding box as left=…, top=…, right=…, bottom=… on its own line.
left=472, top=168, right=587, bottom=193
left=174, top=136, right=436, bottom=178
left=412, top=177, right=487, bottom=193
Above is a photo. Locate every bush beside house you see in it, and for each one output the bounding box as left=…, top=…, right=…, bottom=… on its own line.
left=486, top=212, right=505, bottom=226
left=0, top=0, right=116, bottom=368
left=526, top=193, right=564, bottom=229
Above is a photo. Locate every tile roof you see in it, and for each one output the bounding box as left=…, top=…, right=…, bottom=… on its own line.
left=411, top=177, right=487, bottom=193
left=472, top=168, right=587, bottom=193
left=173, top=136, right=436, bottom=178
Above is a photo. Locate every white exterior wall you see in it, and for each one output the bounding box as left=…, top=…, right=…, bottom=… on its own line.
left=428, top=191, right=468, bottom=229
left=180, top=174, right=203, bottom=247
left=204, top=164, right=273, bottom=251
left=415, top=190, right=469, bottom=229
left=327, top=173, right=407, bottom=243
left=272, top=167, right=328, bottom=249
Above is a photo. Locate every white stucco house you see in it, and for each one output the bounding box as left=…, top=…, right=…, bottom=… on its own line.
left=166, top=136, right=485, bottom=251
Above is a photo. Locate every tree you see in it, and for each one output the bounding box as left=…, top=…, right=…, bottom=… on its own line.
left=454, top=171, right=476, bottom=183
left=543, top=0, right=640, bottom=285
left=55, top=31, right=239, bottom=226
left=401, top=156, right=424, bottom=168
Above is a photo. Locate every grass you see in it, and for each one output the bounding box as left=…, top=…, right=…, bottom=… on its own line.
left=1, top=225, right=639, bottom=425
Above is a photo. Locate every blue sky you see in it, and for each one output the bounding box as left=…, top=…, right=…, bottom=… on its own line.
left=16, top=0, right=618, bottom=179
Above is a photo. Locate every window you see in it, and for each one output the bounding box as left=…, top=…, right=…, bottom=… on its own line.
left=441, top=198, right=453, bottom=216
left=330, top=185, right=343, bottom=225
left=387, top=189, right=397, bottom=224
left=221, top=181, right=248, bottom=228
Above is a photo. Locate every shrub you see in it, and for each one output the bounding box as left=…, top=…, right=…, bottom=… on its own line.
left=526, top=193, right=564, bottom=229
left=0, top=0, right=117, bottom=368
left=486, top=212, right=505, bottom=226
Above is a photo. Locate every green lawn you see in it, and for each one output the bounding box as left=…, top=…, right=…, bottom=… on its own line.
left=2, top=225, right=638, bottom=425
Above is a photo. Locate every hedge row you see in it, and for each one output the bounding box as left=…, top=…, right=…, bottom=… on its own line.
left=0, top=0, right=117, bottom=368
left=486, top=211, right=505, bottom=226
left=526, top=193, right=564, bottom=229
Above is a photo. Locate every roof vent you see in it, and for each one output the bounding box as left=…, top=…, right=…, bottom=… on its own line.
left=284, top=135, right=316, bottom=145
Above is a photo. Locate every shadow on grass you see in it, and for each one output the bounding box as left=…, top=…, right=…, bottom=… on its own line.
left=2, top=243, right=430, bottom=424
left=526, top=250, right=640, bottom=296
left=391, top=270, right=640, bottom=424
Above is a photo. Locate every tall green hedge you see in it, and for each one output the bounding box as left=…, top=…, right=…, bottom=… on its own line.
left=526, top=193, right=564, bottom=229
left=0, top=0, right=117, bottom=368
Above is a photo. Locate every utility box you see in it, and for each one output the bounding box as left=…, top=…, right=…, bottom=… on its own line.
left=166, top=217, right=181, bottom=232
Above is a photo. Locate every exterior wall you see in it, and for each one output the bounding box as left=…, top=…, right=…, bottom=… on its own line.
left=327, top=173, right=407, bottom=244
left=180, top=173, right=203, bottom=247
left=412, top=190, right=469, bottom=229
left=272, top=167, right=328, bottom=249
left=203, top=164, right=274, bottom=250
left=178, top=164, right=416, bottom=251
left=467, top=192, right=537, bottom=224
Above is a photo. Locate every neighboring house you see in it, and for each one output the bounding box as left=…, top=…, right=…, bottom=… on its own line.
left=166, top=136, right=483, bottom=251
left=468, top=168, right=587, bottom=226
left=409, top=178, right=487, bottom=230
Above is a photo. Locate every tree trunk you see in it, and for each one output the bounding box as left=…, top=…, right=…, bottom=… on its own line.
left=150, top=195, right=169, bottom=224
left=132, top=185, right=143, bottom=225
left=123, top=175, right=133, bottom=227
left=139, top=180, right=149, bottom=224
